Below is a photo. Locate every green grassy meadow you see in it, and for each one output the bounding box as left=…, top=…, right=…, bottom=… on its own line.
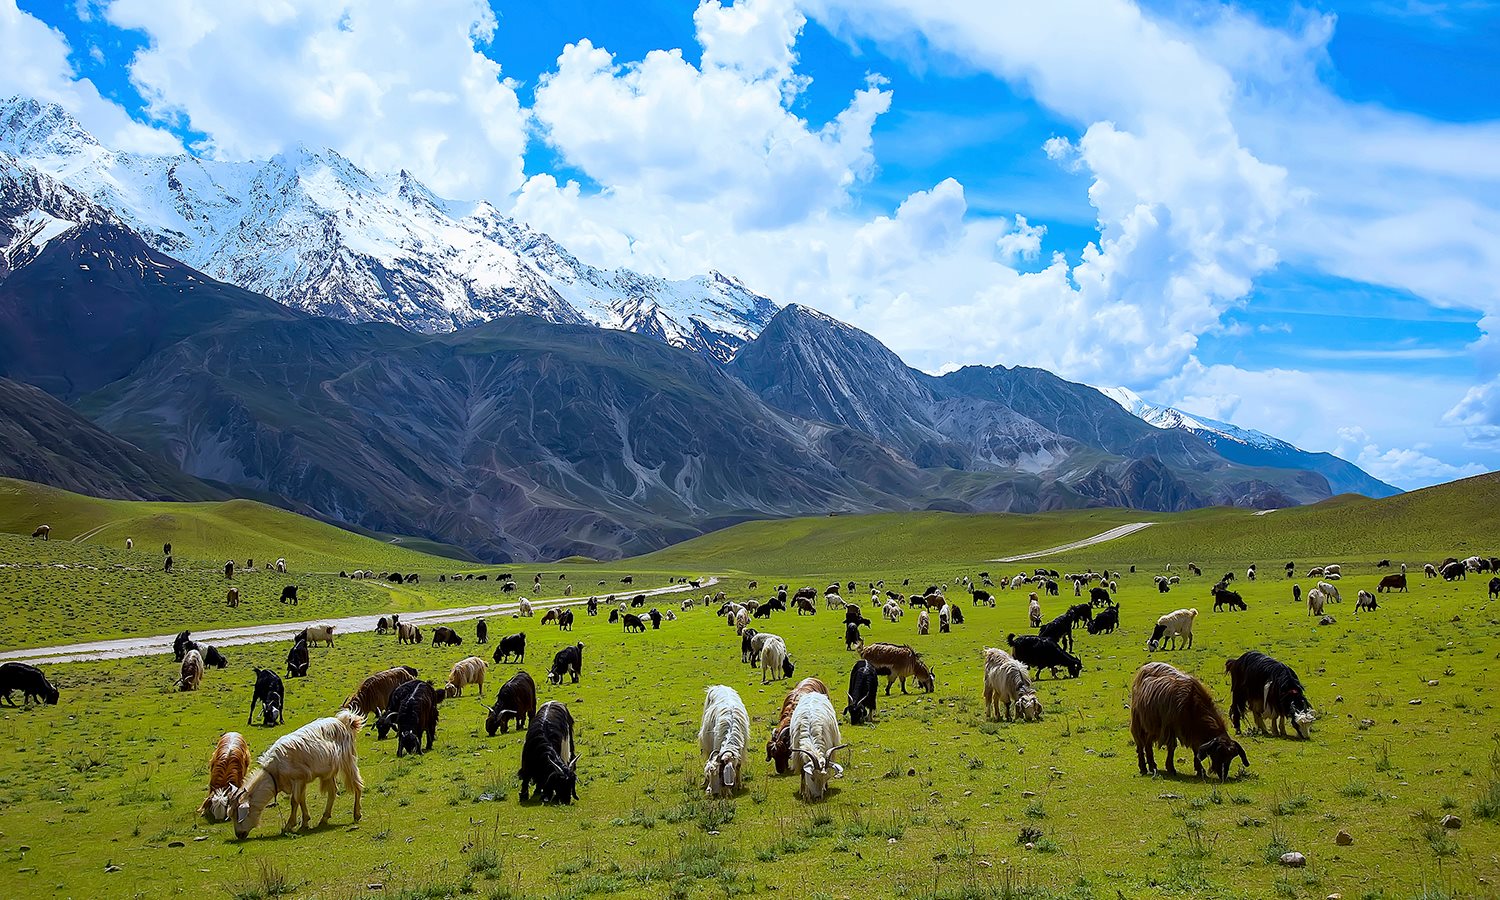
left=0, top=476, right=1498, bottom=899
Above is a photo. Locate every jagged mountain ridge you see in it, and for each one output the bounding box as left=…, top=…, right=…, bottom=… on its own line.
left=1097, top=386, right=1401, bottom=498
left=0, top=96, right=777, bottom=361
left=728, top=305, right=1339, bottom=510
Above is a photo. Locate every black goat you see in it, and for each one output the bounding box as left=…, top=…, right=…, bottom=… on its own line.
left=548, top=643, right=584, bottom=685
left=1006, top=633, right=1083, bottom=679
left=248, top=668, right=284, bottom=726
left=0, top=662, right=59, bottom=705
left=493, top=632, right=526, bottom=664
left=285, top=638, right=309, bottom=678
left=1086, top=605, right=1119, bottom=634
left=844, top=660, right=878, bottom=725
left=519, top=701, right=578, bottom=803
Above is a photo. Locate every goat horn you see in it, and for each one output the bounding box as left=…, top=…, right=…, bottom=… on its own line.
left=828, top=743, right=850, bottom=754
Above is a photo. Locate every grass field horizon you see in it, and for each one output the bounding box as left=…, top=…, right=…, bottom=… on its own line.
left=1, top=474, right=1498, bottom=899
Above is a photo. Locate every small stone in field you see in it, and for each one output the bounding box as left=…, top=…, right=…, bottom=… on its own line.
left=104, top=865, right=121, bottom=874
left=1440, top=815, right=1461, bottom=830
left=1427, top=680, right=1439, bottom=687
left=167, top=841, right=184, bottom=848
left=1279, top=852, right=1306, bottom=868
left=1359, top=718, right=1374, bottom=729
left=1022, top=790, right=1036, bottom=798
left=1025, top=842, right=1035, bottom=851
left=1328, top=894, right=1343, bottom=899
left=1409, top=699, right=1422, bottom=705
left=1335, top=830, right=1352, bottom=846
left=368, top=884, right=383, bottom=891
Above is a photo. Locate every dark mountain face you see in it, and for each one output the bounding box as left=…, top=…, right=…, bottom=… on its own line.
left=0, top=220, right=297, bottom=400
left=727, top=305, right=1333, bottom=510
left=0, top=376, right=221, bottom=501
left=82, top=314, right=916, bottom=561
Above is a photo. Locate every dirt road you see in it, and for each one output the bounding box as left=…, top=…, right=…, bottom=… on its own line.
left=991, top=522, right=1155, bottom=563
left=0, top=577, right=717, bottom=665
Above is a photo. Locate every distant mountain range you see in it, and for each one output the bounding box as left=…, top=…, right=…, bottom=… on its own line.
left=0, top=96, right=776, bottom=362
left=0, top=95, right=1400, bottom=560
left=1096, top=387, right=1400, bottom=498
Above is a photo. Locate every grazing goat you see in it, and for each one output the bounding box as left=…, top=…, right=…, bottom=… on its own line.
left=476, top=619, right=487, bottom=643
left=699, top=686, right=751, bottom=797
left=1086, top=605, right=1119, bottom=634
left=32, top=524, right=50, bottom=540
left=234, top=710, right=364, bottom=837
left=1038, top=610, right=1079, bottom=651
left=444, top=656, right=487, bottom=699
left=249, top=668, right=285, bottom=726
left=843, top=660, right=879, bottom=725
left=199, top=731, right=251, bottom=821
left=431, top=626, right=462, bottom=648
left=1490, top=576, right=1500, bottom=600
left=622, top=613, right=646, bottom=633
left=844, top=621, right=864, bottom=651
left=789, top=693, right=848, bottom=800
left=541, top=609, right=559, bottom=626
left=1306, top=588, right=1326, bottom=616
left=917, top=609, right=929, bottom=635
left=518, top=701, right=578, bottom=804
left=982, top=648, right=1042, bottom=722
left=1356, top=591, right=1378, bottom=612
left=485, top=671, right=537, bottom=736
left=1028, top=593, right=1042, bottom=628
left=174, top=630, right=193, bottom=663
left=768, top=678, right=830, bottom=772
left=760, top=636, right=794, bottom=684
left=179, top=649, right=205, bottom=692
left=1212, top=588, right=1246, bottom=612
left=856, top=643, right=935, bottom=694
left=493, top=632, right=526, bottom=663
left=1225, top=651, right=1314, bottom=740
left=1130, top=662, right=1247, bottom=781
left=1006, top=634, right=1082, bottom=679
left=0, top=662, right=59, bottom=706
left=559, top=609, right=575, bottom=631
left=279, top=585, right=298, bottom=605
left=740, top=628, right=759, bottom=665
left=342, top=666, right=416, bottom=716
left=519, top=598, right=534, bottom=616
left=396, top=681, right=442, bottom=757
left=227, top=587, right=240, bottom=608
left=548, top=643, right=584, bottom=685
left=1379, top=572, right=1407, bottom=593
left=1147, top=609, right=1197, bottom=651
left=1317, top=580, right=1342, bottom=603
left=286, top=638, right=310, bottom=678
left=299, top=625, right=335, bottom=648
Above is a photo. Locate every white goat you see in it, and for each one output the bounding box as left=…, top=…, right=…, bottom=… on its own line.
left=698, top=686, right=750, bottom=797
left=1147, top=608, right=1197, bottom=651
left=444, top=656, right=487, bottom=698
left=1317, top=580, right=1342, bottom=603
left=917, top=609, right=930, bottom=635
left=518, top=598, right=533, bottom=617
left=982, top=648, right=1042, bottom=722
left=789, top=693, right=848, bottom=800
left=1307, top=588, right=1326, bottom=616
left=302, top=624, right=335, bottom=647
left=760, top=636, right=790, bottom=685
left=234, top=710, right=363, bottom=838
left=1028, top=593, right=1042, bottom=628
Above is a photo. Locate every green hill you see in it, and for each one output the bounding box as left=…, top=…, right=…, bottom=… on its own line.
left=632, top=507, right=1156, bottom=576
left=1043, top=471, right=1500, bottom=567
left=0, top=478, right=474, bottom=572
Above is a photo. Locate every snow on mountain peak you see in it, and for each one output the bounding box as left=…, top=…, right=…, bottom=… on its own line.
left=1095, top=384, right=1290, bottom=451
left=0, top=96, right=777, bottom=360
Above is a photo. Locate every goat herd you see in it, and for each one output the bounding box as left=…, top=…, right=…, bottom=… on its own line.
left=3, top=548, right=1494, bottom=845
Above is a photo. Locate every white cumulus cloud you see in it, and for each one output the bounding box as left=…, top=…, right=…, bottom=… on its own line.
left=102, top=0, right=528, bottom=199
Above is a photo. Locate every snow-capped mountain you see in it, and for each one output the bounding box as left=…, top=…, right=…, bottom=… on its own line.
left=1096, top=386, right=1401, bottom=498
left=0, top=96, right=777, bottom=360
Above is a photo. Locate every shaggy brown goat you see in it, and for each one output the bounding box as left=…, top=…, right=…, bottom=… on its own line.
left=1130, top=662, right=1247, bottom=781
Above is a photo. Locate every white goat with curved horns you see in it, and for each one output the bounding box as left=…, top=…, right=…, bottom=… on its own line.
left=788, top=693, right=848, bottom=800
left=698, top=685, right=750, bottom=797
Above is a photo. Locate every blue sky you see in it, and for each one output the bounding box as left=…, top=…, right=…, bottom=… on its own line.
left=5, top=0, right=1499, bottom=489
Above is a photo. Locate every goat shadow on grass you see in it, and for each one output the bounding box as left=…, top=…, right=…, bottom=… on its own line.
left=1140, top=768, right=1254, bottom=784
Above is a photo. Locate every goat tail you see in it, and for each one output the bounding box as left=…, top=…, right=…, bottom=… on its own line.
left=336, top=708, right=365, bottom=735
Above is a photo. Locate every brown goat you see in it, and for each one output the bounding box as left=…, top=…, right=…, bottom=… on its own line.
left=198, top=731, right=251, bottom=821
left=341, top=666, right=418, bottom=715
left=766, top=677, right=829, bottom=774
left=1130, top=662, right=1247, bottom=781
left=857, top=643, right=935, bottom=695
